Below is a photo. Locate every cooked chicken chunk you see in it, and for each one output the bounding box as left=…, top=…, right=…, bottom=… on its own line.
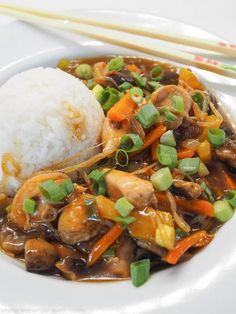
left=173, top=180, right=202, bottom=199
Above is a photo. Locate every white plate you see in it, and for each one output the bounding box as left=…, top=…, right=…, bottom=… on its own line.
left=0, top=9, right=236, bottom=314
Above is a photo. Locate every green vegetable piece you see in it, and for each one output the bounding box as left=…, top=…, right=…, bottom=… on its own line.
left=23, top=198, right=36, bottom=214
left=178, top=157, right=201, bottom=175
left=131, top=72, right=147, bottom=87
left=135, top=103, right=159, bottom=129
left=108, top=56, right=124, bottom=71
left=157, top=144, right=177, bottom=168
left=208, top=128, right=226, bottom=147
left=160, top=130, right=176, bottom=147
left=39, top=180, right=66, bottom=202
left=75, top=64, right=93, bottom=80
left=213, top=199, right=234, bottom=222
left=151, top=167, right=173, bottom=191
left=120, top=133, right=144, bottom=153
left=150, top=65, right=164, bottom=81
left=115, top=197, right=134, bottom=217
left=130, top=259, right=150, bottom=287
left=172, top=95, right=184, bottom=112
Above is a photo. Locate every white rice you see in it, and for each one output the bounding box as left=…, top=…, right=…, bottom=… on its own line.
left=0, top=67, right=105, bottom=194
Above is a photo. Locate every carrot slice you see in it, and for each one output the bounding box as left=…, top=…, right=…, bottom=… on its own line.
left=87, top=223, right=123, bottom=266
left=126, top=64, right=140, bottom=73
left=177, top=148, right=195, bottom=159
left=156, top=192, right=214, bottom=217
left=223, top=170, right=236, bottom=190
left=107, top=92, right=137, bottom=122
left=151, top=141, right=159, bottom=161
left=165, top=230, right=213, bottom=264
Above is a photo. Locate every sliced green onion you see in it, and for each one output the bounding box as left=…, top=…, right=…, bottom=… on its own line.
left=151, top=167, right=173, bottom=191
left=157, top=144, right=177, bottom=169
left=131, top=72, right=147, bottom=87
left=108, top=56, right=124, bottom=71
left=75, top=64, right=93, bottom=80
left=225, top=190, right=236, bottom=207
left=59, top=178, right=74, bottom=195
left=213, top=199, right=234, bottom=222
left=178, top=157, right=201, bottom=175
left=88, top=169, right=106, bottom=196
left=208, top=128, right=226, bottom=147
left=23, top=198, right=36, bottom=214
left=162, top=107, right=177, bottom=122
left=120, top=133, right=144, bottom=153
left=192, top=92, right=204, bottom=109
left=200, top=181, right=214, bottom=203
left=130, top=259, right=150, bottom=287
left=148, top=81, right=162, bottom=90
left=118, top=82, right=133, bottom=91
left=39, top=180, right=66, bottom=202
left=84, top=197, right=101, bottom=222
left=175, top=228, right=189, bottom=239
left=86, top=79, right=94, bottom=90
left=160, top=130, right=176, bottom=147
left=114, top=215, right=136, bottom=227
left=172, top=95, right=184, bottom=113
left=92, top=84, right=104, bottom=103
left=115, top=197, right=134, bottom=217
left=150, top=65, right=164, bottom=82
left=100, top=87, right=120, bottom=111
left=135, top=103, right=159, bottom=129
left=130, top=87, right=143, bottom=104
left=198, top=162, right=209, bottom=177
left=102, top=248, right=115, bottom=258
left=115, top=149, right=129, bottom=167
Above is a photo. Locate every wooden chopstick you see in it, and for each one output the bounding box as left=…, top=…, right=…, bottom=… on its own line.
left=0, top=6, right=236, bottom=80
left=1, top=2, right=236, bottom=58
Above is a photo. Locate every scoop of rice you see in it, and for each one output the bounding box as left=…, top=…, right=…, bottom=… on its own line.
left=0, top=67, right=104, bottom=194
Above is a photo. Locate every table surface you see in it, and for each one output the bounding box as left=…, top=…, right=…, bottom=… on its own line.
left=0, top=0, right=235, bottom=41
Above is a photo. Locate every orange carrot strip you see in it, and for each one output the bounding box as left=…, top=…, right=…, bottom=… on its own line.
left=156, top=192, right=214, bottom=217
left=151, top=141, right=159, bottom=161
left=223, top=170, right=236, bottom=190
left=107, top=92, right=137, bottom=122
left=127, top=64, right=140, bottom=73
left=140, top=125, right=167, bottom=153
left=165, top=230, right=213, bottom=264
left=87, top=223, right=123, bottom=266
left=177, top=148, right=195, bottom=159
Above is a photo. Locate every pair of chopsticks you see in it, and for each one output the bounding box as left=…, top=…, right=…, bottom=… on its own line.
left=0, top=3, right=236, bottom=79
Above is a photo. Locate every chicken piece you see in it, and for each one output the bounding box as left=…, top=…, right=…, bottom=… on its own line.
left=25, top=238, right=58, bottom=272
left=104, top=169, right=157, bottom=209
left=58, top=194, right=102, bottom=244
left=214, top=139, right=236, bottom=168
left=173, top=180, right=202, bottom=199
left=151, top=85, right=192, bottom=129
left=102, top=117, right=130, bottom=152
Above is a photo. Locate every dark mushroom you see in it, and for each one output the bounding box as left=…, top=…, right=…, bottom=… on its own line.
left=25, top=238, right=59, bottom=272
left=172, top=180, right=202, bottom=199
left=214, top=139, right=236, bottom=168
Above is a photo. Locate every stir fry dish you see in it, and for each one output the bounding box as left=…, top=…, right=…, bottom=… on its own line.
left=0, top=55, right=236, bottom=287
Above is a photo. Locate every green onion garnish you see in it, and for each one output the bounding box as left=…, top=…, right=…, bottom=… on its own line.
left=130, top=259, right=150, bottom=287
left=157, top=144, right=177, bottom=169
left=130, top=87, right=143, bottom=104
left=92, top=84, right=104, bottom=103
left=75, top=64, right=93, bottom=80
left=178, top=157, right=201, bottom=175
left=23, top=198, right=36, bottom=214
left=150, top=65, right=164, bottom=82
left=198, top=162, right=209, bottom=177
left=84, top=197, right=101, bottom=222
left=86, top=79, right=94, bottom=90
left=115, top=197, right=134, bottom=217
left=135, top=103, right=159, bottom=129
left=88, top=169, right=106, bottom=196
left=192, top=92, right=204, bottom=109
left=115, top=149, right=129, bottom=167
left=207, top=128, right=226, bottom=147
left=114, top=215, right=136, bottom=227
left=59, top=178, right=74, bottom=195
left=225, top=190, right=236, bottom=207
left=200, top=181, right=214, bottom=203
left=39, top=180, right=66, bottom=202
left=172, top=95, right=184, bottom=112
left=120, top=133, right=144, bottom=153
left=102, top=248, right=115, bottom=258
left=131, top=72, right=147, bottom=87
left=150, top=167, right=173, bottom=191
left=162, top=107, right=177, bottom=122
left=213, top=199, right=234, bottom=222
left=118, top=82, right=133, bottom=91
left=148, top=81, right=162, bottom=90
left=108, top=56, right=124, bottom=71
left=100, top=87, right=120, bottom=111
left=160, top=130, right=176, bottom=147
